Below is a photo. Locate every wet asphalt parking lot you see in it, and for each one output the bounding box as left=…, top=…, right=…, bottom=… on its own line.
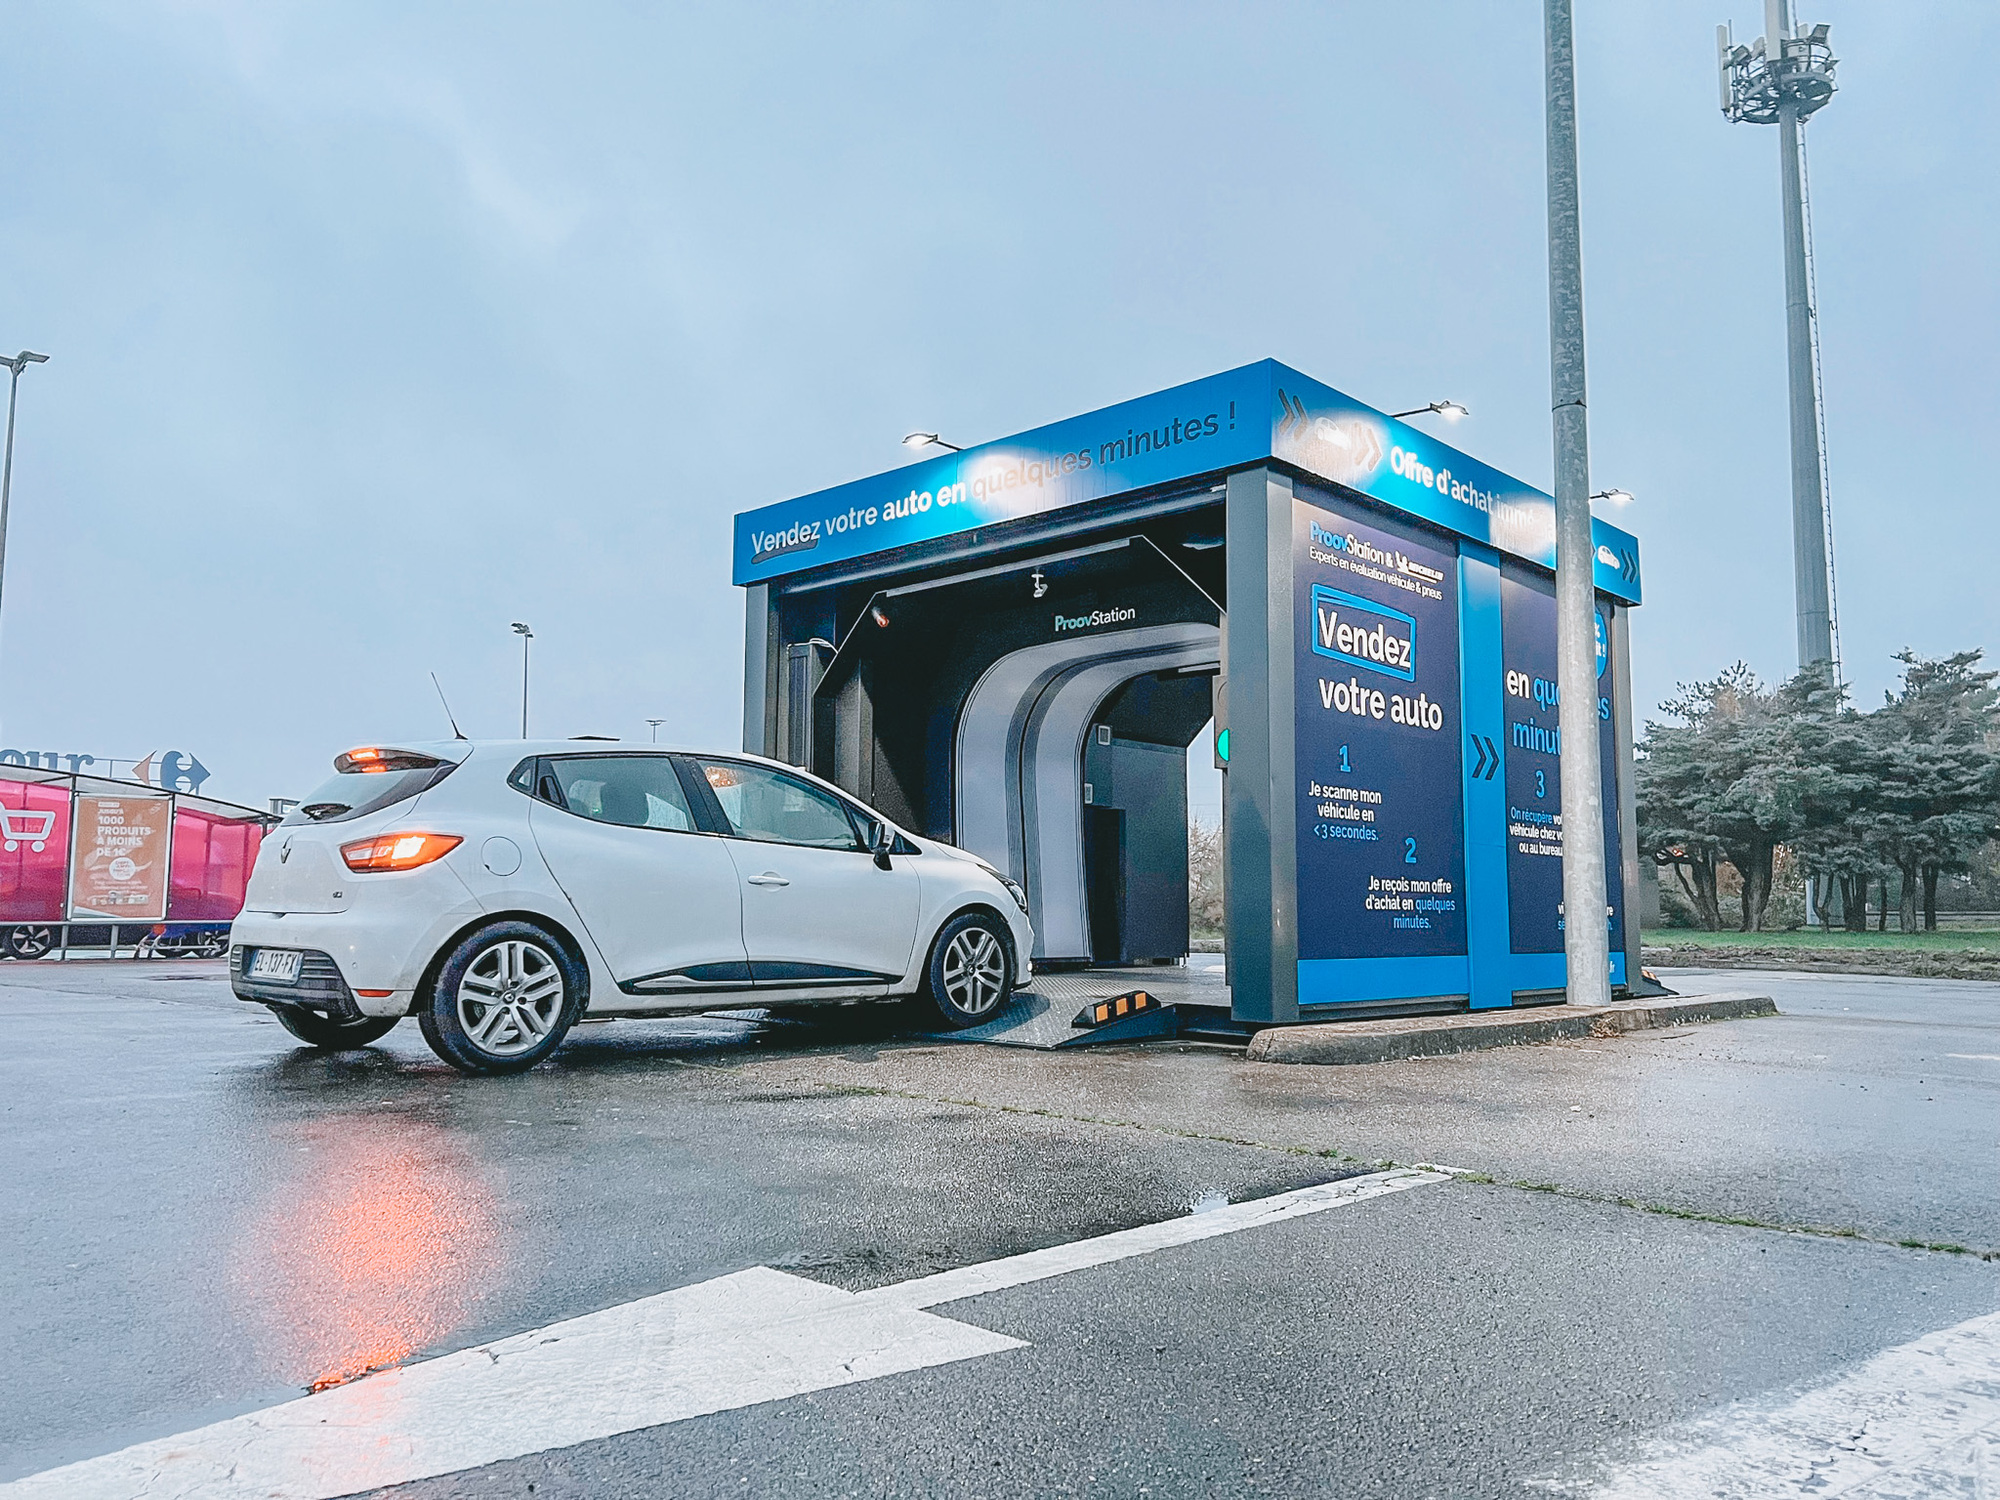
left=2, top=959, right=1996, bottom=1497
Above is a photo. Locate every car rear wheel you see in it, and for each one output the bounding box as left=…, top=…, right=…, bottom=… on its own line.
left=419, top=921, right=583, bottom=1075
left=271, top=1006, right=399, bottom=1049
left=919, top=912, right=1013, bottom=1029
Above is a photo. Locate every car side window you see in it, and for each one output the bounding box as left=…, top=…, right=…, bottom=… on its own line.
left=548, top=755, right=696, bottom=832
left=695, top=760, right=862, bottom=851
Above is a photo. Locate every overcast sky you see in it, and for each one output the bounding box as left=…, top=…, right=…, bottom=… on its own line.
left=1, top=1, right=1992, bottom=814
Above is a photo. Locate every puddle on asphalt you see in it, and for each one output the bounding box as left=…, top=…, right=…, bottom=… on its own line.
left=230, top=1114, right=505, bottom=1392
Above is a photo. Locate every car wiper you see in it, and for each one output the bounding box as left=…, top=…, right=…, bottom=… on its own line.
left=301, top=802, right=352, bottom=821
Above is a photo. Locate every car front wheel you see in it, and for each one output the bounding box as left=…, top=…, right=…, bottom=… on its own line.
left=919, top=912, right=1014, bottom=1029
left=419, top=922, right=583, bottom=1075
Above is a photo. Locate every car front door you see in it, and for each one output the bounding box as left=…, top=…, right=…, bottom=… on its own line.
left=688, top=758, right=922, bottom=988
left=525, top=754, right=751, bottom=995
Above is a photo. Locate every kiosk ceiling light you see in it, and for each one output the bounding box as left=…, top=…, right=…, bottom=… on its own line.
left=871, top=605, right=891, bottom=628
left=902, top=431, right=963, bottom=452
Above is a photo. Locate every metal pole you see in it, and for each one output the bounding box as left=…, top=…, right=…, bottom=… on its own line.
left=1778, top=95, right=1833, bottom=674
left=1545, top=0, right=1612, bottom=1007
left=520, top=633, right=530, bottom=737
left=0, top=363, right=23, bottom=631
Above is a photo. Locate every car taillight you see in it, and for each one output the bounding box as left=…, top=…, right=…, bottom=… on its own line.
left=339, top=833, right=462, bottom=872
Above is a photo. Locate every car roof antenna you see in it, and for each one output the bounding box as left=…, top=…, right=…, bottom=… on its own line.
left=430, top=672, right=468, bottom=740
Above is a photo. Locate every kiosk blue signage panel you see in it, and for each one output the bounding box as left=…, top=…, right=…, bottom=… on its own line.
left=1293, top=490, right=1467, bottom=994
left=733, top=361, right=1642, bottom=606
left=1499, top=564, right=1626, bottom=973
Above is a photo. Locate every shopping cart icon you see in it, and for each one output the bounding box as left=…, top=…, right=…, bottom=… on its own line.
left=1, top=809, right=56, bottom=853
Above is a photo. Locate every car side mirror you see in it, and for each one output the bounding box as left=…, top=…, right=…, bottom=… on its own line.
left=871, top=823, right=895, bottom=870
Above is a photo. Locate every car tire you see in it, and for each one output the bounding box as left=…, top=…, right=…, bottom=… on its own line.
left=271, top=1006, right=399, bottom=1049
left=8, top=925, right=54, bottom=960
left=418, top=921, right=583, bottom=1076
left=918, top=911, right=1014, bottom=1029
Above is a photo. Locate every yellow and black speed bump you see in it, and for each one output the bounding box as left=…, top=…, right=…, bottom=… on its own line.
left=1072, top=989, right=1161, bottom=1029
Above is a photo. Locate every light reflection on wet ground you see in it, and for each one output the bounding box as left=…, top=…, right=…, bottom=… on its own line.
left=233, top=1114, right=503, bottom=1392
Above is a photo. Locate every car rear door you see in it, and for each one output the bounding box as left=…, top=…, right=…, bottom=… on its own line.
left=686, top=757, right=922, bottom=988
left=525, top=754, right=751, bottom=994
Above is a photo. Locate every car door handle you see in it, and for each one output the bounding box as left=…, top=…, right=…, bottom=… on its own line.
left=746, top=872, right=790, bottom=887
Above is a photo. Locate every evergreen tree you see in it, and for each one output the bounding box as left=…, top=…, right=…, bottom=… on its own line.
left=1638, top=663, right=1822, bottom=931
left=1868, top=650, right=2000, bottom=932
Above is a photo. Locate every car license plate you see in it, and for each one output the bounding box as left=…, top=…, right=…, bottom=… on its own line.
left=248, top=948, right=302, bottom=984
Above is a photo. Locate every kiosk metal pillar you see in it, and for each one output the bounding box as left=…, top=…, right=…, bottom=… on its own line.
left=1221, top=466, right=1298, bottom=1024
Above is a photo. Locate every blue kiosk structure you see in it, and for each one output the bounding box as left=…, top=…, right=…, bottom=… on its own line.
left=735, top=362, right=1643, bottom=1025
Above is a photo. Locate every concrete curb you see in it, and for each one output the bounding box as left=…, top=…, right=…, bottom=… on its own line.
left=1244, top=992, right=1778, bottom=1066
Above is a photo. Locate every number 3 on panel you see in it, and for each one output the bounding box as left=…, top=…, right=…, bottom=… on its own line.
left=1404, top=836, right=1418, bottom=865
left=1535, top=769, right=1546, bottom=799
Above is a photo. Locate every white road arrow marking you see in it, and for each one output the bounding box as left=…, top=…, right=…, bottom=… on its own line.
left=1542, top=1306, right=2000, bottom=1497
left=2, top=1168, right=1445, bottom=1499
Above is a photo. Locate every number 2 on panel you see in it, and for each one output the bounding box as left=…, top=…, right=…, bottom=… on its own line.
left=1404, top=836, right=1417, bottom=865
left=1339, top=744, right=1350, bottom=773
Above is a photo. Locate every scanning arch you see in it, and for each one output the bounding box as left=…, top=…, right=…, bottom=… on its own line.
left=954, top=622, right=1220, bottom=960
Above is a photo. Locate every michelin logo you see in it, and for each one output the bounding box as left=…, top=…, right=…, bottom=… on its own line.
left=1309, top=585, right=1415, bottom=681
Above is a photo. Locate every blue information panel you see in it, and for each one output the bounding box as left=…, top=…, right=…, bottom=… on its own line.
left=1293, top=492, right=1467, bottom=962
left=1498, top=564, right=1625, bottom=958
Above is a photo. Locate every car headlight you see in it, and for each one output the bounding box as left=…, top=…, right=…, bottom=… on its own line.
left=997, top=873, right=1030, bottom=915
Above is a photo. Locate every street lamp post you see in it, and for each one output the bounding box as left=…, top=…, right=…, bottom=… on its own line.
left=0, top=351, right=51, bottom=630
left=901, top=432, right=962, bottom=453
left=1544, top=0, right=1612, bottom=1009
left=511, top=622, right=533, bottom=738
left=645, top=718, right=665, bottom=743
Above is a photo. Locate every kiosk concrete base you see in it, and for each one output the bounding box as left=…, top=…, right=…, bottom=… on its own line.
left=1246, top=992, right=1778, bottom=1066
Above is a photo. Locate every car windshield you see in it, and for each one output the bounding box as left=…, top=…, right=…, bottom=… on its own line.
left=283, top=764, right=454, bottom=824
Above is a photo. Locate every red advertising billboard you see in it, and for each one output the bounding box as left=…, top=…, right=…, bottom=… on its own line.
left=69, top=795, right=173, bottom=921
left=0, top=778, right=73, bottom=921
left=167, top=808, right=266, bottom=921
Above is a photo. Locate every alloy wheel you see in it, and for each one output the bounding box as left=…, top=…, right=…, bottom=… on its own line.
left=455, top=938, right=565, bottom=1057
left=9, top=925, right=53, bottom=959
left=940, top=927, right=1007, bottom=1018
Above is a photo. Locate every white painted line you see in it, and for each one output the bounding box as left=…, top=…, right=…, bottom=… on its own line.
left=864, top=1168, right=1446, bottom=1311
left=1542, top=1306, right=2000, bottom=1498
left=3, top=1168, right=1443, bottom=1499
left=1947, top=1053, right=2000, bottom=1062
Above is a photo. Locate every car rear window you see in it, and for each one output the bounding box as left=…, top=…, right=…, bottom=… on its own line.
left=547, top=756, right=696, bottom=831
left=282, top=764, right=455, bottom=825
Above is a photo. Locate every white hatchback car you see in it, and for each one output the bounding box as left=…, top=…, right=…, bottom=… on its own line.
left=230, top=741, right=1034, bottom=1074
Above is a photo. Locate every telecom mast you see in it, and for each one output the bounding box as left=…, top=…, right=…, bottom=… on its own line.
left=1717, top=1, right=1841, bottom=678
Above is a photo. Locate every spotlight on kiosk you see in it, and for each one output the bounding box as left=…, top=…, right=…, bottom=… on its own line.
left=1389, top=400, right=1469, bottom=422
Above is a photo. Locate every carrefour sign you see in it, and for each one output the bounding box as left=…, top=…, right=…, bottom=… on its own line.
left=0, top=747, right=212, bottom=793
